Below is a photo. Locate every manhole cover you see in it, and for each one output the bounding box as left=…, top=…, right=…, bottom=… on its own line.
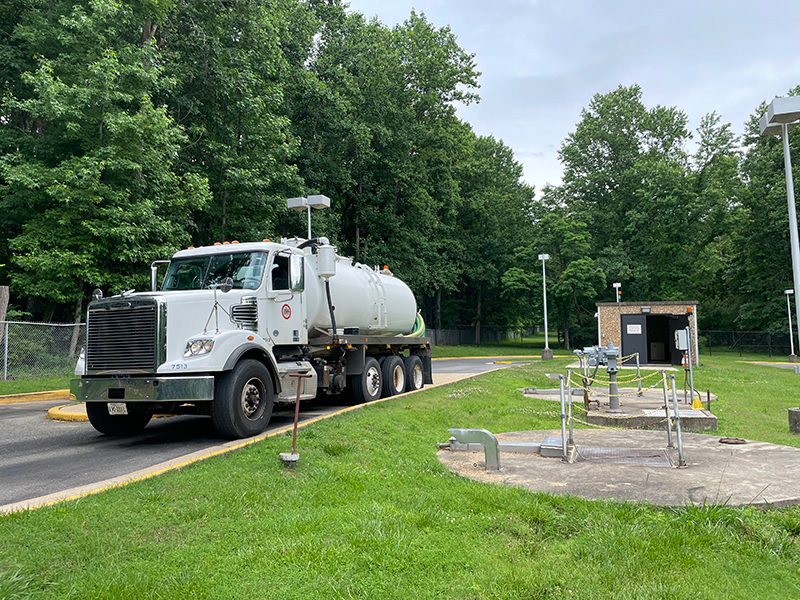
left=575, top=446, right=672, bottom=467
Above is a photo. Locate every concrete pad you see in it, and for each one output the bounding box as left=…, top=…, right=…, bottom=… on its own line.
left=438, top=429, right=800, bottom=508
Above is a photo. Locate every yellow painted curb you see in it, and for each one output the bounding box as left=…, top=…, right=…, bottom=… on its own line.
left=6, top=368, right=505, bottom=514
left=47, top=405, right=87, bottom=422
left=0, top=389, right=70, bottom=405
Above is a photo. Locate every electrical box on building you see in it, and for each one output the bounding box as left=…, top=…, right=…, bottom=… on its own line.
left=674, top=329, right=689, bottom=351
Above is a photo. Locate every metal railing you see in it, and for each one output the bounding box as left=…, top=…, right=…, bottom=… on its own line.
left=1, top=321, right=84, bottom=380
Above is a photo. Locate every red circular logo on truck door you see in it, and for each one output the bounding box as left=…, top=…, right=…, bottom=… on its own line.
left=281, top=304, right=292, bottom=319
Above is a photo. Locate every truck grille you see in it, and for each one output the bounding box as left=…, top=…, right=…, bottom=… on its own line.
left=87, top=302, right=158, bottom=372
left=231, top=303, right=258, bottom=329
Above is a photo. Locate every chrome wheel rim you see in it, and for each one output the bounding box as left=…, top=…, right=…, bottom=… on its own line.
left=241, top=377, right=265, bottom=420
left=366, top=365, right=381, bottom=397
left=392, top=364, right=405, bottom=392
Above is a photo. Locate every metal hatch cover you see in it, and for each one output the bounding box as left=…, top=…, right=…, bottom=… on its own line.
left=575, top=446, right=672, bottom=467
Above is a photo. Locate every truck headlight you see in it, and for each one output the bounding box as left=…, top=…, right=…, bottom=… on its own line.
left=184, top=339, right=214, bottom=357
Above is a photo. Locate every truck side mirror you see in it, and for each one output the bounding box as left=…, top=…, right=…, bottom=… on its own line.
left=291, top=255, right=305, bottom=292
left=219, top=277, right=234, bottom=293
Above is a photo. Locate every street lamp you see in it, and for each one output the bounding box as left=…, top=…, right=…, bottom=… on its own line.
left=287, top=194, right=330, bottom=239
left=612, top=282, right=621, bottom=304
left=786, top=289, right=797, bottom=361
left=538, top=253, right=552, bottom=360
left=760, top=97, right=800, bottom=359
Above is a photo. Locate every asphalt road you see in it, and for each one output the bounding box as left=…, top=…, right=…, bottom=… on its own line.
left=0, top=357, right=526, bottom=511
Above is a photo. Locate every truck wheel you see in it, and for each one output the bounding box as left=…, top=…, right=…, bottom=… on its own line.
left=381, top=355, right=406, bottom=397
left=352, top=357, right=382, bottom=403
left=403, top=355, right=424, bottom=392
left=86, top=403, right=152, bottom=436
left=212, top=360, right=274, bottom=439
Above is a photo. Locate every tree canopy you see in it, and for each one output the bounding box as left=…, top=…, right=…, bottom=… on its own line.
left=1, top=1, right=798, bottom=344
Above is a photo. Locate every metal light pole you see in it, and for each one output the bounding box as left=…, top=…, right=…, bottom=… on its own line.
left=787, top=289, right=797, bottom=361
left=613, top=282, right=621, bottom=304
left=538, top=253, right=552, bottom=360
left=287, top=194, right=331, bottom=239
left=760, top=98, right=800, bottom=361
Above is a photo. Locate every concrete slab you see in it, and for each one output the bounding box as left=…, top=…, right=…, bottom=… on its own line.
left=523, top=386, right=718, bottom=431
left=438, top=429, right=800, bottom=507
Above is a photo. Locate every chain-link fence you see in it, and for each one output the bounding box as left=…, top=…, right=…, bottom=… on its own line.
left=700, top=330, right=797, bottom=357
left=426, top=327, right=517, bottom=346
left=1, top=321, right=84, bottom=380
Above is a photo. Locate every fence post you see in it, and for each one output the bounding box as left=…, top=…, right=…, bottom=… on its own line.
left=3, top=322, right=8, bottom=381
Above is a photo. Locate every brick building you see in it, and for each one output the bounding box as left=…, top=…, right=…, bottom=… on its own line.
left=596, top=301, right=699, bottom=366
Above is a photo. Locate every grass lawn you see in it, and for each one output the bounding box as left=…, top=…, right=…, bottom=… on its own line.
left=2, top=354, right=800, bottom=598
left=0, top=377, right=71, bottom=397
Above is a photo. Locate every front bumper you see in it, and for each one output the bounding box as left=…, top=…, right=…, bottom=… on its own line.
left=70, top=376, right=215, bottom=403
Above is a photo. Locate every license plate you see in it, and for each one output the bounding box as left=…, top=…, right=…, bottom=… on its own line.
left=108, top=402, right=128, bottom=415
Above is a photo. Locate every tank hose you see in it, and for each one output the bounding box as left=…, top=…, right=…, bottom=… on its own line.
left=402, top=312, right=425, bottom=338
left=325, top=279, right=337, bottom=338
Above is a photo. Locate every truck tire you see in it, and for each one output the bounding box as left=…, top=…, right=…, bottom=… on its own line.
left=352, top=357, right=382, bottom=403
left=211, top=359, right=274, bottom=439
left=403, top=355, right=424, bottom=392
left=381, top=355, right=406, bottom=397
left=86, top=402, right=152, bottom=436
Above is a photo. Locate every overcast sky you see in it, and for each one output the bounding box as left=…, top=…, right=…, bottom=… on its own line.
left=344, top=0, right=800, bottom=194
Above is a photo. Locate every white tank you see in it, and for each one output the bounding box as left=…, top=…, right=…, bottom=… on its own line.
left=302, top=251, right=417, bottom=337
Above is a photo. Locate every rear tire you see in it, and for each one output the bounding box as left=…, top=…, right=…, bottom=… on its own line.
left=86, top=403, right=152, bottom=436
left=381, top=355, right=406, bottom=397
left=211, top=360, right=274, bottom=439
left=403, top=355, right=424, bottom=392
left=352, top=357, right=382, bottom=403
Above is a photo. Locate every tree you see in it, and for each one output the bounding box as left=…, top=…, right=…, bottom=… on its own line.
left=0, top=0, right=209, bottom=320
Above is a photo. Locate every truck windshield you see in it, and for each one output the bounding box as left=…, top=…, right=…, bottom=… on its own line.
left=161, top=252, right=268, bottom=291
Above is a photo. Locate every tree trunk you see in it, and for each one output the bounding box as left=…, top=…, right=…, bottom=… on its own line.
left=475, top=288, right=482, bottom=347
left=25, top=295, right=36, bottom=321
left=69, top=281, right=85, bottom=358
left=0, top=286, right=8, bottom=324
left=435, top=288, right=442, bottom=330
left=221, top=190, right=228, bottom=241
left=0, top=286, right=8, bottom=347
left=564, top=319, right=571, bottom=351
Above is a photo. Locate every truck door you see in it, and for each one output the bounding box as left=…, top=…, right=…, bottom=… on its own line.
left=266, top=251, right=307, bottom=345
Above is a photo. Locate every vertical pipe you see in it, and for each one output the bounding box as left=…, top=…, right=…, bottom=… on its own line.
left=685, top=326, right=696, bottom=405
left=669, top=375, right=686, bottom=467
left=542, top=258, right=549, bottom=350
left=559, top=375, right=568, bottom=462
left=636, top=352, right=642, bottom=397
left=307, top=206, right=312, bottom=240
left=782, top=123, right=800, bottom=347
left=567, top=370, right=574, bottom=445
left=788, top=292, right=796, bottom=356
left=662, top=372, right=673, bottom=449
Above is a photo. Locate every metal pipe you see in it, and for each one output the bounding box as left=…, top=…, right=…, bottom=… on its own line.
left=567, top=370, right=574, bottom=445
left=662, top=371, right=673, bottom=449
left=636, top=352, right=642, bottom=397
left=685, top=325, right=697, bottom=405
left=3, top=322, right=7, bottom=381
left=289, top=373, right=312, bottom=454
left=781, top=122, right=800, bottom=350
left=669, top=375, right=686, bottom=467
left=559, top=375, right=568, bottom=462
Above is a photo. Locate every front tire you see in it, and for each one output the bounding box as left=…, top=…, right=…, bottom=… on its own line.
left=211, top=360, right=274, bottom=439
left=86, top=403, right=152, bottom=436
left=352, top=357, right=382, bottom=403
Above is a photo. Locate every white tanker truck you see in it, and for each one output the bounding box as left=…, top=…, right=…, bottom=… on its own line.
left=70, top=237, right=432, bottom=439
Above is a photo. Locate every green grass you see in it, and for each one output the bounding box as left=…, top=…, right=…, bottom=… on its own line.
left=2, top=357, right=800, bottom=598
left=0, top=377, right=71, bottom=396
left=431, top=334, right=573, bottom=358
